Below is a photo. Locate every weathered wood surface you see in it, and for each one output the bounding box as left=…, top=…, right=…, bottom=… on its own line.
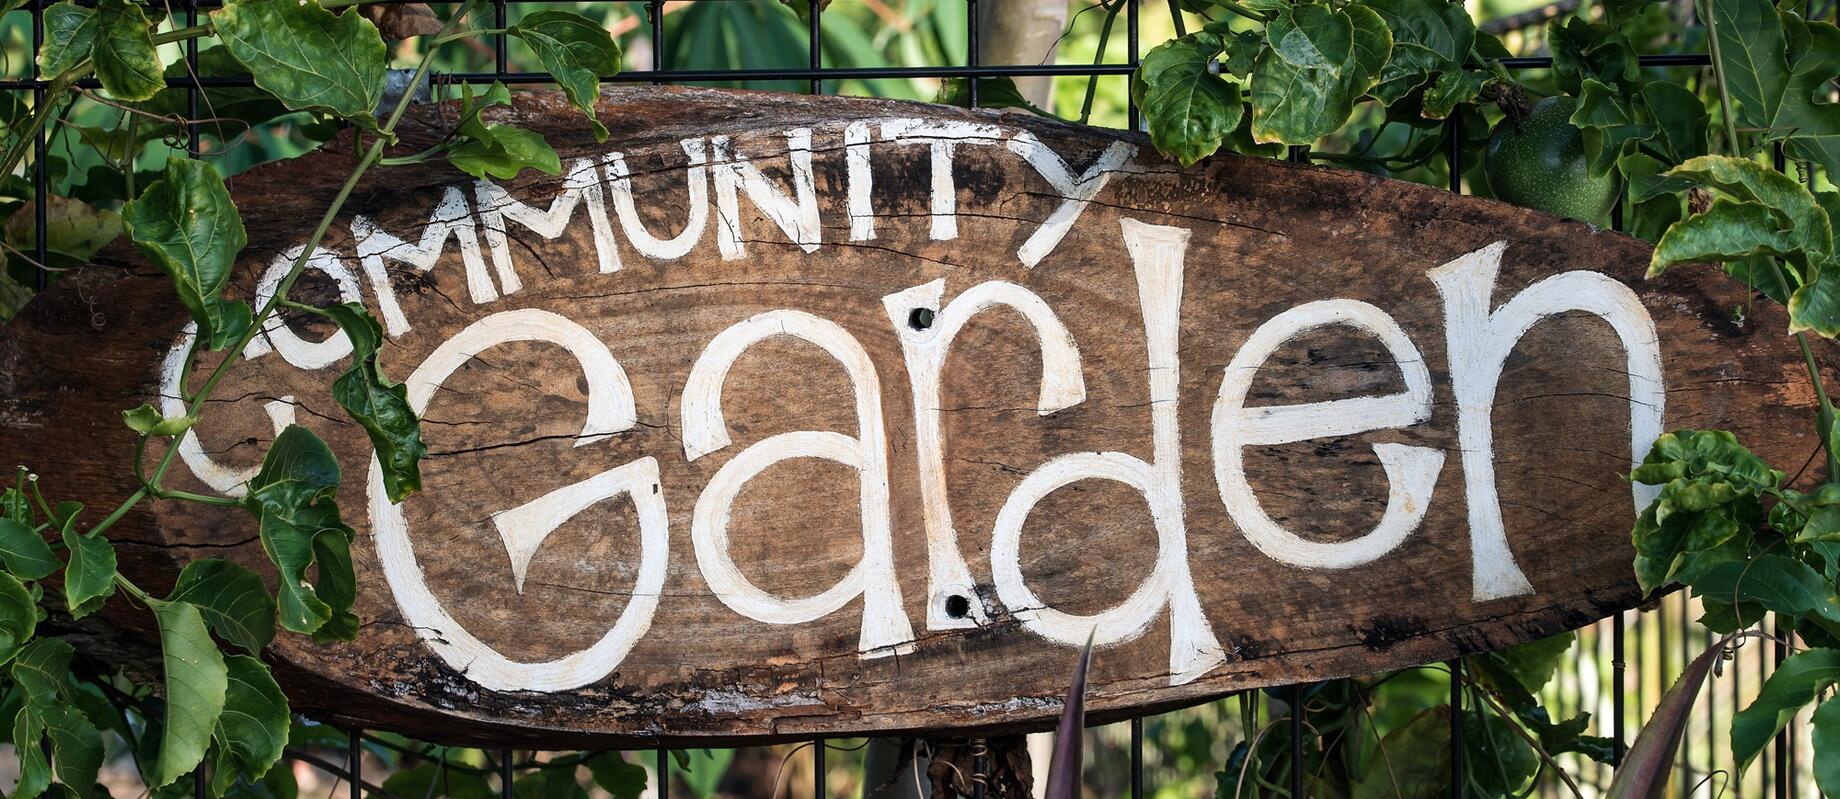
left=0, top=86, right=1823, bottom=747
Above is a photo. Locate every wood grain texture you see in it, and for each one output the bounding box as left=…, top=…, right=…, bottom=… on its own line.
left=0, top=86, right=1822, bottom=747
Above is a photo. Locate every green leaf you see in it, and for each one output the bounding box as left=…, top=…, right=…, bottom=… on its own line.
left=1667, top=154, right=1832, bottom=258
left=0, top=518, right=60, bottom=580
left=10, top=639, right=72, bottom=707
left=211, top=655, right=289, bottom=796
left=1791, top=261, right=1840, bottom=337
left=586, top=754, right=647, bottom=799
left=167, top=558, right=276, bottom=654
left=1572, top=78, right=1654, bottom=177
left=92, top=0, right=162, bottom=101
left=37, top=2, right=98, bottom=77
left=122, top=158, right=249, bottom=350
left=1547, top=17, right=1637, bottom=96
left=1485, top=631, right=1575, bottom=695
left=1133, top=31, right=1244, bottom=167
left=508, top=11, right=621, bottom=141
left=59, top=513, right=115, bottom=620
left=934, top=76, right=1041, bottom=113
left=446, top=83, right=561, bottom=180
left=1250, top=4, right=1391, bottom=144
left=1649, top=199, right=1796, bottom=276
left=149, top=598, right=228, bottom=789
left=14, top=701, right=102, bottom=799
left=241, top=426, right=357, bottom=637
left=123, top=403, right=198, bottom=437
left=382, top=762, right=495, bottom=799
left=321, top=303, right=425, bottom=504
left=210, top=0, right=387, bottom=128
left=1814, top=700, right=1840, bottom=799
left=1361, top=0, right=1474, bottom=105
left=1420, top=68, right=1480, bottom=120
left=0, top=571, right=36, bottom=665
left=1352, top=705, right=1451, bottom=799
left=1691, top=553, right=1840, bottom=624
left=1644, top=81, right=1710, bottom=163
left=1707, top=0, right=1840, bottom=177
left=1733, top=648, right=1840, bottom=770
left=514, top=766, right=588, bottom=799
left=1268, top=5, right=1353, bottom=75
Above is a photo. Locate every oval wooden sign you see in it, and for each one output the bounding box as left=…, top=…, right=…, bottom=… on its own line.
left=1, top=87, right=1821, bottom=747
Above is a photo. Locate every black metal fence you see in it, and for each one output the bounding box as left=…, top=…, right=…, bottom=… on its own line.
left=0, top=0, right=1823, bottom=796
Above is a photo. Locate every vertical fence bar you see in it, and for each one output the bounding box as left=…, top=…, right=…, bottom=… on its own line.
left=650, top=0, right=664, bottom=78
left=656, top=748, right=668, bottom=799
left=493, top=0, right=508, bottom=75
left=1126, top=0, right=1140, bottom=129
left=813, top=738, right=826, bottom=799
left=499, top=749, right=513, bottom=799
left=1289, top=684, right=1305, bottom=799
left=1131, top=718, right=1144, bottom=799
left=349, top=729, right=362, bottom=799
left=965, top=0, right=978, bottom=107
left=808, top=0, right=822, bottom=95
left=30, top=0, right=46, bottom=290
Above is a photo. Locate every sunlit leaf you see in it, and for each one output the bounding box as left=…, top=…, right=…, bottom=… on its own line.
left=210, top=0, right=387, bottom=128
left=1732, top=648, right=1840, bottom=770
left=508, top=11, right=620, bottom=141
left=1133, top=30, right=1243, bottom=166
left=92, top=0, right=162, bottom=101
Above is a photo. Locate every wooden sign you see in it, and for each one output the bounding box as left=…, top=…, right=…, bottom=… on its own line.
left=1, top=87, right=1823, bottom=747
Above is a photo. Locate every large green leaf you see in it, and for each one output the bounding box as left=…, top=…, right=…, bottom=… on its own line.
left=9, top=639, right=72, bottom=707
left=59, top=513, right=115, bottom=620
left=1649, top=198, right=1796, bottom=276
left=149, top=598, right=228, bottom=789
left=121, top=158, right=249, bottom=350
left=1733, top=648, right=1840, bottom=770
left=445, top=82, right=561, bottom=181
left=0, top=571, right=36, bottom=665
left=14, top=701, right=102, bottom=799
left=586, top=754, right=648, bottom=799
left=1707, top=0, right=1840, bottom=177
left=36, top=2, right=97, bottom=77
left=1360, top=0, right=1473, bottom=105
left=210, top=0, right=387, bottom=128
left=92, top=0, right=162, bottom=101
left=934, top=76, right=1042, bottom=112
left=509, top=11, right=620, bottom=141
left=0, top=517, right=60, bottom=580
left=322, top=303, right=425, bottom=504
left=1133, top=30, right=1243, bottom=167
left=1690, top=554, right=1840, bottom=624
left=382, top=762, right=495, bottom=799
left=1667, top=155, right=1832, bottom=257
left=1815, top=700, right=1840, bottom=799
left=1790, top=261, right=1840, bottom=337
left=1250, top=4, right=1391, bottom=144
left=211, top=655, right=289, bottom=796
left=1268, top=5, right=1353, bottom=75
left=1547, top=17, right=1638, bottom=96
left=167, top=558, right=276, bottom=655
left=241, top=426, right=358, bottom=637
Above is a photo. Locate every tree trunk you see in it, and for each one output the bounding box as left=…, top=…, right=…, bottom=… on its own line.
left=976, top=1, right=1069, bottom=111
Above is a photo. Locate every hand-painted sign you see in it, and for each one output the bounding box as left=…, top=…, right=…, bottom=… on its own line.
left=2, top=87, right=1818, bottom=746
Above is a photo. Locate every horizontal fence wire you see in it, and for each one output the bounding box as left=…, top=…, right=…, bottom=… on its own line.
left=0, top=0, right=1815, bottom=795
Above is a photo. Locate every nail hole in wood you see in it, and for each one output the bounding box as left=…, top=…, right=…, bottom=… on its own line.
left=908, top=308, right=935, bottom=330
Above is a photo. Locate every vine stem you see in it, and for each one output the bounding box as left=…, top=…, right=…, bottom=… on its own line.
left=1701, top=0, right=1839, bottom=478
left=144, top=13, right=467, bottom=493
left=122, top=6, right=472, bottom=516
